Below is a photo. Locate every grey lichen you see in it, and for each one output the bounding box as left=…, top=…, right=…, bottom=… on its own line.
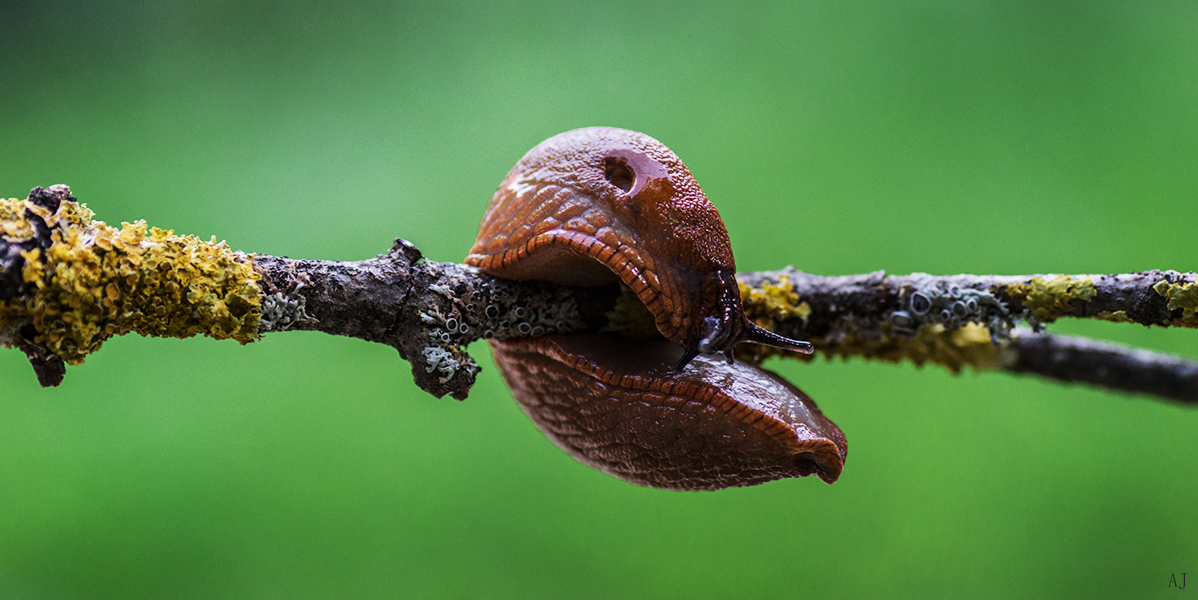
left=406, top=262, right=592, bottom=394
left=889, top=275, right=1019, bottom=344
left=422, top=345, right=478, bottom=385
left=424, top=265, right=587, bottom=348
left=259, top=291, right=313, bottom=332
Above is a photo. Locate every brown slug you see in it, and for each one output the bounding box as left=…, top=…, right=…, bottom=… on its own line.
left=469, top=127, right=845, bottom=490
left=466, top=127, right=813, bottom=367
left=491, top=334, right=846, bottom=490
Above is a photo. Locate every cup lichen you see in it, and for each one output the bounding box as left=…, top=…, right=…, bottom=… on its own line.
left=0, top=194, right=262, bottom=365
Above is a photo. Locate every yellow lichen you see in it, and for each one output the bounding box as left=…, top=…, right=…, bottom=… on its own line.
left=1153, top=280, right=1198, bottom=327
left=739, top=276, right=810, bottom=325
left=20, top=248, right=44, bottom=285
left=1, top=199, right=36, bottom=242
left=1005, top=275, right=1096, bottom=321
left=1095, top=310, right=1132, bottom=323
left=817, top=322, right=1009, bottom=373
left=733, top=276, right=814, bottom=362
left=0, top=194, right=262, bottom=364
left=601, top=287, right=660, bottom=339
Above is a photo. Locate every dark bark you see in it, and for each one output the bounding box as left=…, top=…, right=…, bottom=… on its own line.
left=1007, top=331, right=1198, bottom=403
left=253, top=241, right=618, bottom=399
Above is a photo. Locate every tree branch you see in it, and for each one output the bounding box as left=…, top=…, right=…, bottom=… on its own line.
left=1006, top=330, right=1198, bottom=402
left=3, top=186, right=1195, bottom=403
left=251, top=249, right=617, bottom=399
left=735, top=269, right=1198, bottom=403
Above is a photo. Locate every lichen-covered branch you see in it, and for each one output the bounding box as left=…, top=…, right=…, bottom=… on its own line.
left=737, top=268, right=1198, bottom=343
left=735, top=269, right=1198, bottom=402
left=3, top=186, right=1196, bottom=404
left=1, top=186, right=260, bottom=386
left=0, top=186, right=616, bottom=398
left=252, top=247, right=616, bottom=399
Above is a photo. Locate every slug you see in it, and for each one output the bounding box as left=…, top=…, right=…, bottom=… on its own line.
left=491, top=334, right=846, bottom=490
left=466, top=127, right=813, bottom=368
left=470, top=127, right=845, bottom=490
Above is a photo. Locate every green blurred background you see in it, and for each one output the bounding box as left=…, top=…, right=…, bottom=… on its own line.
left=2, top=1, right=1196, bottom=598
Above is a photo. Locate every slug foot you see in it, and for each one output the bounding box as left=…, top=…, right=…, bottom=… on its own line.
left=491, top=334, right=847, bottom=490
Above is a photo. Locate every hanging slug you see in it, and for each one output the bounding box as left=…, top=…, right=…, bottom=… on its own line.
left=466, top=127, right=814, bottom=367
left=491, top=334, right=846, bottom=490
left=471, top=127, right=845, bottom=490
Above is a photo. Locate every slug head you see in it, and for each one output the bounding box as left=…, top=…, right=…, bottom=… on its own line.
left=469, top=127, right=813, bottom=365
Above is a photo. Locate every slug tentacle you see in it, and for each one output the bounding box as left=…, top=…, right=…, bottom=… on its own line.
left=742, top=323, right=816, bottom=354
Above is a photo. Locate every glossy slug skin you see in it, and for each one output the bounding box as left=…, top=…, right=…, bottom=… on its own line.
left=490, top=334, right=847, bottom=490
left=466, top=127, right=812, bottom=366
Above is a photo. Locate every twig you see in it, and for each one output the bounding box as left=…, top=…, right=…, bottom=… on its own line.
left=2, top=185, right=1195, bottom=403
left=252, top=250, right=617, bottom=399
left=737, top=268, right=1198, bottom=403
left=1006, top=330, right=1198, bottom=402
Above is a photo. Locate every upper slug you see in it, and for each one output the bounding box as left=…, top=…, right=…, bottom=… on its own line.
left=471, top=127, right=845, bottom=490
left=466, top=127, right=813, bottom=367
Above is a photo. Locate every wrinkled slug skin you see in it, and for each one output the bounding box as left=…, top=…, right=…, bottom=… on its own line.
left=471, top=128, right=840, bottom=490
left=466, top=127, right=741, bottom=355
left=490, top=334, right=847, bottom=491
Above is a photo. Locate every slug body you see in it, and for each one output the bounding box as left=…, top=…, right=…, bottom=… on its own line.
left=466, top=127, right=812, bottom=366
left=471, top=128, right=842, bottom=490
left=492, top=334, right=846, bottom=490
